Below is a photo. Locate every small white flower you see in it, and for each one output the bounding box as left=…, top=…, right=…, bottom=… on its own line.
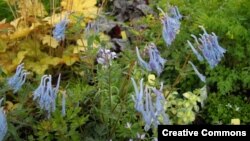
left=125, top=122, right=131, bottom=129
left=226, top=103, right=232, bottom=108
left=137, top=133, right=146, bottom=140
left=235, top=106, right=240, bottom=112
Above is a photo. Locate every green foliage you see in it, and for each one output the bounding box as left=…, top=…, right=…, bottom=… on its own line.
left=202, top=94, right=250, bottom=124
left=1, top=0, right=250, bottom=140
left=0, top=0, right=14, bottom=21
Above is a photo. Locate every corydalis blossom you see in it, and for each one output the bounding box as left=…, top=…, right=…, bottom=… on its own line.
left=131, top=78, right=170, bottom=131
left=158, top=6, right=182, bottom=46
left=33, top=74, right=61, bottom=118
left=53, top=15, right=69, bottom=41
left=188, top=26, right=226, bottom=68
left=0, top=98, right=7, bottom=141
left=188, top=61, right=206, bottom=83
left=97, top=48, right=117, bottom=67
left=136, top=43, right=166, bottom=76
left=7, top=63, right=29, bottom=93
left=151, top=83, right=170, bottom=125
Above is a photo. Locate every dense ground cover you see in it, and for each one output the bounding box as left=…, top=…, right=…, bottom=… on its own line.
left=0, top=0, right=250, bottom=140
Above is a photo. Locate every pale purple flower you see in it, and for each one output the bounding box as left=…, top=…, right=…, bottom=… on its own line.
left=84, top=21, right=99, bottom=37
left=7, top=63, right=29, bottom=93
left=142, top=87, right=156, bottom=131
left=131, top=78, right=156, bottom=131
left=131, top=78, right=144, bottom=113
left=53, top=16, right=69, bottom=41
left=158, top=6, right=182, bottom=46
left=97, top=48, right=117, bottom=67
left=0, top=98, right=7, bottom=141
left=169, top=6, right=182, bottom=20
left=131, top=78, right=170, bottom=131
left=188, top=26, right=226, bottom=68
left=33, top=74, right=61, bottom=118
left=188, top=61, right=206, bottom=83
left=151, top=83, right=170, bottom=125
left=136, top=43, right=167, bottom=76
left=187, top=40, right=204, bottom=61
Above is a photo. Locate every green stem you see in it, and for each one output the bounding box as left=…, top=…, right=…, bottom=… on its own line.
left=166, top=54, right=191, bottom=98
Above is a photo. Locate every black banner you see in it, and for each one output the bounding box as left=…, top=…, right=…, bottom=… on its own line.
left=158, top=125, right=250, bottom=139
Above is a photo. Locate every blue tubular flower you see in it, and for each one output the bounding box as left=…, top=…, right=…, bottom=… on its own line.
left=0, top=98, right=7, bottom=141
left=187, top=40, right=204, bottom=61
left=131, top=78, right=144, bottom=113
left=53, top=16, right=69, bottom=41
left=199, top=26, right=226, bottom=68
left=136, top=47, right=151, bottom=71
left=169, top=6, right=182, bottom=20
left=151, top=83, right=170, bottom=125
left=188, top=61, right=206, bottom=83
left=158, top=6, right=181, bottom=46
left=7, top=63, right=29, bottom=93
left=136, top=43, right=167, bottom=76
left=188, top=26, right=226, bottom=68
left=142, top=87, right=156, bottom=131
left=131, top=79, right=170, bottom=131
left=148, top=43, right=167, bottom=76
left=33, top=74, right=61, bottom=118
left=131, top=78, right=156, bottom=131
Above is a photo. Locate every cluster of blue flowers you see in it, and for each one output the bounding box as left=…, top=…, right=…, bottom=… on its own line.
left=158, top=5, right=182, bottom=46
left=131, top=78, right=170, bottom=131
left=187, top=26, right=226, bottom=68
left=0, top=98, right=7, bottom=141
left=33, top=74, right=61, bottom=118
left=97, top=48, right=117, bottom=68
left=7, top=63, right=29, bottom=93
left=53, top=16, right=69, bottom=42
left=136, top=43, right=167, bottom=76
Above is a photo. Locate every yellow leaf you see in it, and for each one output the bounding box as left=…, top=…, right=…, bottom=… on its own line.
left=17, top=0, right=48, bottom=17
left=5, top=101, right=14, bottom=111
left=62, top=56, right=79, bottom=66
left=12, top=51, right=27, bottom=66
left=231, top=119, right=240, bottom=125
left=8, top=22, right=41, bottom=40
left=0, top=19, right=6, bottom=24
left=61, top=0, right=98, bottom=19
left=40, top=56, right=62, bottom=66
left=42, top=35, right=59, bottom=48
left=62, top=45, right=79, bottom=65
left=10, top=17, right=22, bottom=28
left=0, top=39, right=7, bottom=52
left=121, top=31, right=127, bottom=40
left=148, top=74, right=155, bottom=85
left=26, top=61, right=48, bottom=75
left=73, top=46, right=86, bottom=54
left=43, top=12, right=69, bottom=25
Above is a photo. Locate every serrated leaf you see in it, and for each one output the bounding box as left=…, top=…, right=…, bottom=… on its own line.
left=17, top=0, right=48, bottom=17
left=61, top=0, right=98, bottom=19
left=42, top=35, right=59, bottom=48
